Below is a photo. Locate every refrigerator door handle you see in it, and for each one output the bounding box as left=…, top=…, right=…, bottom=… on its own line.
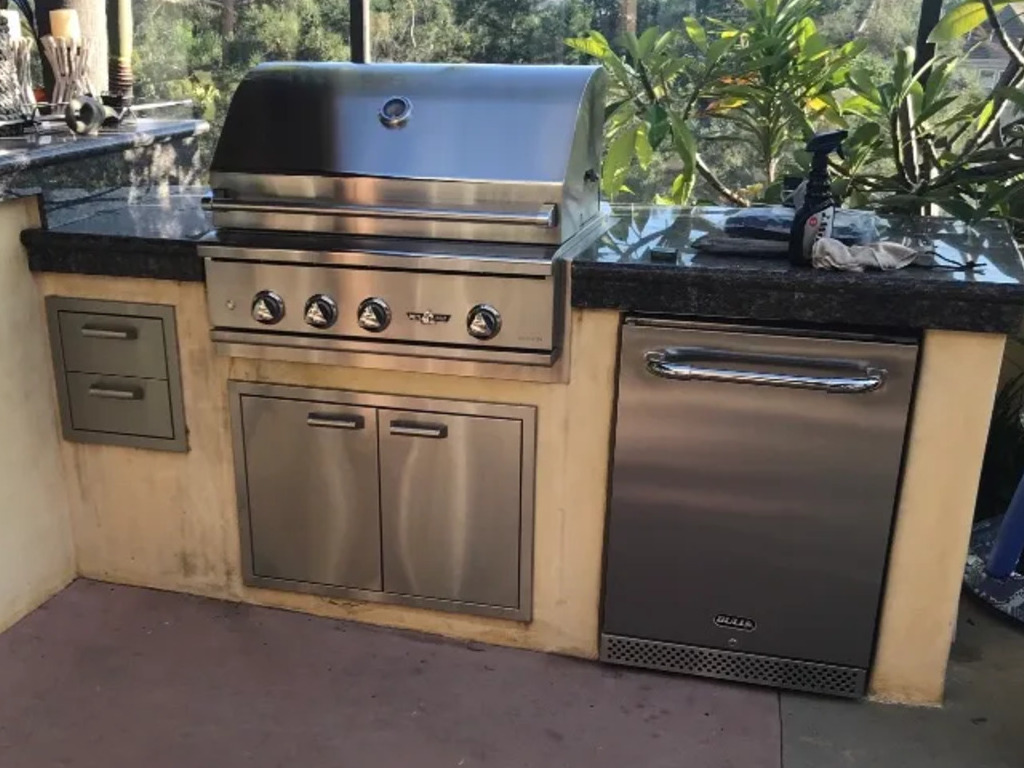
left=644, top=348, right=885, bottom=394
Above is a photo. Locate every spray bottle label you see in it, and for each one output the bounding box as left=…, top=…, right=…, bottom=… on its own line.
left=801, top=207, right=835, bottom=259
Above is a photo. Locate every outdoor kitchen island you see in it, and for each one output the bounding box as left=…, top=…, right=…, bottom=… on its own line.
left=5, top=47, right=1021, bottom=711
left=20, top=198, right=1024, bottom=708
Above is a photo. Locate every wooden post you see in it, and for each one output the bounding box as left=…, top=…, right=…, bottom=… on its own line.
left=105, top=0, right=131, bottom=103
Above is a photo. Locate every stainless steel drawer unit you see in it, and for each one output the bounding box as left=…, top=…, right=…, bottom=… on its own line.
left=46, top=298, right=188, bottom=451
left=601, top=318, right=919, bottom=698
left=230, top=382, right=536, bottom=620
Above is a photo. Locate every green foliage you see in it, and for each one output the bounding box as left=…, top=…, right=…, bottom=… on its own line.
left=566, top=25, right=718, bottom=201
left=702, top=0, right=864, bottom=184
left=569, top=0, right=864, bottom=203
left=830, top=36, right=1024, bottom=225
left=126, top=0, right=1024, bottom=227
left=371, top=0, right=469, bottom=63
left=928, top=0, right=1013, bottom=43
left=131, top=0, right=625, bottom=165
left=570, top=0, right=1024, bottom=227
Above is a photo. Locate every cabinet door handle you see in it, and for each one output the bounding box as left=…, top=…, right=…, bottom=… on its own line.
left=645, top=348, right=886, bottom=394
left=389, top=420, right=448, bottom=439
left=306, top=413, right=365, bottom=430
left=88, top=384, right=144, bottom=401
left=80, top=324, right=138, bottom=341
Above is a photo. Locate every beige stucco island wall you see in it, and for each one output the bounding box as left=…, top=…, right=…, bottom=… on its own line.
left=28, top=268, right=1009, bottom=707
left=0, top=197, right=76, bottom=635
left=34, top=273, right=622, bottom=660
left=0, top=121, right=207, bottom=634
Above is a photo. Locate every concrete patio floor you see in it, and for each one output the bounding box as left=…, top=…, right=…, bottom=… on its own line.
left=0, top=580, right=1020, bottom=768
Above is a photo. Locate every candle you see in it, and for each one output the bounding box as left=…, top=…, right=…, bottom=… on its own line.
left=49, top=9, right=81, bottom=41
left=1, top=11, right=21, bottom=41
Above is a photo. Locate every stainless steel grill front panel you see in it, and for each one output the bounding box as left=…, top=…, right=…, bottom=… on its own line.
left=205, top=258, right=560, bottom=353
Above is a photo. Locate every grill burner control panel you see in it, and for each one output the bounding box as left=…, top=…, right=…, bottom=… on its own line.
left=203, top=255, right=557, bottom=360
left=247, top=291, right=501, bottom=341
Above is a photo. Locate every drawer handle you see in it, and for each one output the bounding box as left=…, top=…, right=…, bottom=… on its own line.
left=389, top=421, right=448, bottom=439
left=80, top=324, right=138, bottom=341
left=644, top=348, right=885, bottom=394
left=306, top=413, right=365, bottom=430
left=88, top=384, right=144, bottom=401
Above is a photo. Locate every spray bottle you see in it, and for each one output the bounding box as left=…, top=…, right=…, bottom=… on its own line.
left=789, top=130, right=848, bottom=266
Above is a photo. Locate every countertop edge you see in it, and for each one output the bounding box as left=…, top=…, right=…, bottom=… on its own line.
left=22, top=214, right=1024, bottom=334
left=23, top=228, right=204, bottom=282
left=571, top=261, right=1024, bottom=335
left=0, top=120, right=210, bottom=177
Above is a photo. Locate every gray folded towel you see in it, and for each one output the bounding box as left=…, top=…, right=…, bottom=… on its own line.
left=812, top=238, right=918, bottom=272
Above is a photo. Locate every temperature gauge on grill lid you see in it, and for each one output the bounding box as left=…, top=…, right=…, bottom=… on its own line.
left=467, top=304, right=502, bottom=340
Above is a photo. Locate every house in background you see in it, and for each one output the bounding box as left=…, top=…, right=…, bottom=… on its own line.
left=966, top=1, right=1024, bottom=89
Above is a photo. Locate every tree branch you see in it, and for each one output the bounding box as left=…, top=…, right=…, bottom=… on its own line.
left=983, top=0, right=1024, bottom=69
left=855, top=0, right=877, bottom=35
left=695, top=153, right=750, bottom=206
left=953, top=9, right=1024, bottom=152
left=889, top=109, right=913, bottom=188
left=958, top=61, right=1024, bottom=153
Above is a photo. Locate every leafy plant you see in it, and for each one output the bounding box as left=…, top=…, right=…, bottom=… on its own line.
left=566, top=25, right=734, bottom=203
left=568, top=0, right=864, bottom=204
left=829, top=0, right=1024, bottom=224
left=165, top=72, right=221, bottom=120
left=569, top=0, right=1024, bottom=225
left=701, top=0, right=863, bottom=187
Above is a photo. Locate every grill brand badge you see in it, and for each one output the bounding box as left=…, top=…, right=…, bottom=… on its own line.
left=714, top=614, right=756, bottom=632
left=407, top=311, right=451, bottom=325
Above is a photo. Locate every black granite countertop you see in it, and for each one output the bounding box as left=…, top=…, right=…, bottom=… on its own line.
left=0, top=119, right=208, bottom=177
left=23, top=198, right=1024, bottom=333
left=572, top=206, right=1024, bottom=334
left=22, top=191, right=210, bottom=281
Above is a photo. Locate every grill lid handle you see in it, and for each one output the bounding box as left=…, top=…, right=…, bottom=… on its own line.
left=202, top=196, right=558, bottom=228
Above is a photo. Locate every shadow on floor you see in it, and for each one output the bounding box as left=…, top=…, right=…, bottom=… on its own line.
left=0, top=580, right=780, bottom=768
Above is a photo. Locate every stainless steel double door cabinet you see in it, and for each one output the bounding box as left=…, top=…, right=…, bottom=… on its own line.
left=601, top=319, right=919, bottom=697
left=231, top=382, right=536, bottom=620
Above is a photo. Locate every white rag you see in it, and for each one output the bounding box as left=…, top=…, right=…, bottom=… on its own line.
left=811, top=237, right=918, bottom=272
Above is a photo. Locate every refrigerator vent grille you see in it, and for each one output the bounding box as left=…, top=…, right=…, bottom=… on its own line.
left=600, top=634, right=866, bottom=698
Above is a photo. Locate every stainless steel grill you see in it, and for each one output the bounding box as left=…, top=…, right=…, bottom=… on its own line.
left=199, top=62, right=607, bottom=376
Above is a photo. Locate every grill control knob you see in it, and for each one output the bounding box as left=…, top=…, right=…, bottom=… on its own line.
left=251, top=290, right=285, bottom=325
left=304, top=294, right=338, bottom=329
left=357, top=298, right=391, bottom=332
left=467, top=304, right=501, bottom=340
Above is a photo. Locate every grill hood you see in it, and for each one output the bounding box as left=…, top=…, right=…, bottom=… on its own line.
left=208, top=62, right=606, bottom=244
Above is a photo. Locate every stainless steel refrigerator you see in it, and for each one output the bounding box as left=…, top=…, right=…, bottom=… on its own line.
left=601, top=318, right=919, bottom=697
